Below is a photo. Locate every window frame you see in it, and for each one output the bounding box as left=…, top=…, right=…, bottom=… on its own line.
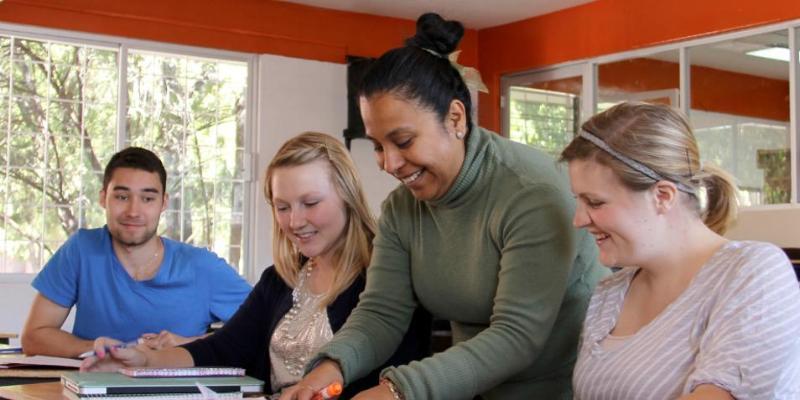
left=0, top=21, right=259, bottom=281
left=501, top=19, right=800, bottom=209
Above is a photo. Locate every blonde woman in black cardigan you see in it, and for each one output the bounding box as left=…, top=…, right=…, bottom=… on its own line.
left=82, top=132, right=431, bottom=398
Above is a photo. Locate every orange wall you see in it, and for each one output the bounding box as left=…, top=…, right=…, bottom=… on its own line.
left=0, top=0, right=478, bottom=65
left=478, top=0, right=800, bottom=131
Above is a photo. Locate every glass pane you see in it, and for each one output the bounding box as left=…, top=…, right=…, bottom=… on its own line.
left=85, top=67, right=117, bottom=104
left=0, top=173, right=7, bottom=213
left=44, top=134, right=83, bottom=205
left=508, top=74, right=581, bottom=156
left=7, top=169, right=44, bottom=233
left=9, top=133, right=44, bottom=167
left=49, top=64, right=83, bottom=101
left=13, top=39, right=47, bottom=62
left=0, top=37, right=9, bottom=94
left=49, top=43, right=83, bottom=66
left=10, top=96, right=45, bottom=134
left=48, top=100, right=82, bottom=136
left=84, top=104, right=117, bottom=158
left=43, top=206, right=75, bottom=243
left=0, top=95, right=7, bottom=133
left=690, top=30, right=790, bottom=206
left=78, top=171, right=104, bottom=228
left=12, top=60, right=48, bottom=98
left=3, top=241, right=40, bottom=273
left=597, top=50, right=680, bottom=111
left=86, top=48, right=117, bottom=70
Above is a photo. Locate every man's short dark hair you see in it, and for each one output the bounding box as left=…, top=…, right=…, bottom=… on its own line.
left=102, top=147, right=167, bottom=193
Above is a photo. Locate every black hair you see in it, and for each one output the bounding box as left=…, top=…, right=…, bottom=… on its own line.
left=359, top=13, right=473, bottom=133
left=102, top=147, right=167, bottom=193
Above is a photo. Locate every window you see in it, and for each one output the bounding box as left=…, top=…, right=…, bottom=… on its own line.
left=502, top=23, right=800, bottom=208
left=0, top=31, right=251, bottom=274
left=508, top=87, right=578, bottom=156
left=503, top=65, right=585, bottom=156
left=689, top=31, right=790, bottom=206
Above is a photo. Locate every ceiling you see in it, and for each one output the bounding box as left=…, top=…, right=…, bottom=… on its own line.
left=281, top=0, right=594, bottom=29
left=281, top=0, right=791, bottom=81
left=647, top=31, right=790, bottom=80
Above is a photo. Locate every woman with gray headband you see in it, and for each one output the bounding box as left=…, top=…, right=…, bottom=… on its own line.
left=562, top=101, right=800, bottom=399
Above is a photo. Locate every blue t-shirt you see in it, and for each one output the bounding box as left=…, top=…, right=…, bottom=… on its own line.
left=32, top=226, right=252, bottom=342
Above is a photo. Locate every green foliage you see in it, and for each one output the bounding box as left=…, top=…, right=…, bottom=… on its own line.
left=508, top=87, right=576, bottom=156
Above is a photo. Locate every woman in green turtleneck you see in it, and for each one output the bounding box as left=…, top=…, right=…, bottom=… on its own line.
left=281, top=13, right=608, bottom=400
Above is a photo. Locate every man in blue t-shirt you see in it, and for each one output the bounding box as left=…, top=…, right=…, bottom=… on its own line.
left=21, top=147, right=252, bottom=358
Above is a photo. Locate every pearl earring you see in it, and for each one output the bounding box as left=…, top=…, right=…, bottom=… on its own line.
left=456, top=131, right=465, bottom=140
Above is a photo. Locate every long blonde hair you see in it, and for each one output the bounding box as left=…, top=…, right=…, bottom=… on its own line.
left=264, top=132, right=376, bottom=306
left=560, top=102, right=738, bottom=234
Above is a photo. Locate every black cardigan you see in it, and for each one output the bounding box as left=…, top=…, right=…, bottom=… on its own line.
left=182, top=266, right=432, bottom=398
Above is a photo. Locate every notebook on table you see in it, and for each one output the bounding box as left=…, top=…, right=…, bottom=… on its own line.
left=61, top=388, right=245, bottom=400
left=61, top=371, right=263, bottom=396
left=0, top=354, right=81, bottom=368
left=118, top=367, right=245, bottom=378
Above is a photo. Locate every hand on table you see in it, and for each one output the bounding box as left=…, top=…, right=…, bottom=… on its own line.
left=80, top=336, right=147, bottom=372
left=140, top=330, right=191, bottom=350
left=278, top=360, right=344, bottom=400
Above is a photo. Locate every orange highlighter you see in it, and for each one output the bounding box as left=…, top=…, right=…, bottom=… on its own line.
left=311, top=382, right=343, bottom=400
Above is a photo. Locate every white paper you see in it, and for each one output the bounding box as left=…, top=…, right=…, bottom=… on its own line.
left=0, top=354, right=81, bottom=368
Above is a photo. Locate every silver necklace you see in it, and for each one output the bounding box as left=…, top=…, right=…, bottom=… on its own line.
left=273, top=259, right=330, bottom=377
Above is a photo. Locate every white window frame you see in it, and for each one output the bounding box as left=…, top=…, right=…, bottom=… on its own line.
left=0, top=22, right=259, bottom=282
left=501, top=18, right=800, bottom=210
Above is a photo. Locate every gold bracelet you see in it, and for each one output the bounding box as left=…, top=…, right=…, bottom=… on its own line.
left=380, top=377, right=405, bottom=400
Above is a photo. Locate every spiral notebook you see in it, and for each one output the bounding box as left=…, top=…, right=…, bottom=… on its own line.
left=119, top=367, right=245, bottom=378
left=62, top=371, right=263, bottom=396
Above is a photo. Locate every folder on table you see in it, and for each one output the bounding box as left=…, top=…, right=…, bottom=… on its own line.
left=61, top=371, right=263, bottom=396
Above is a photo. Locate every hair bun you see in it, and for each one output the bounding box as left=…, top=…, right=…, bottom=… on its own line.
left=405, top=13, right=464, bottom=55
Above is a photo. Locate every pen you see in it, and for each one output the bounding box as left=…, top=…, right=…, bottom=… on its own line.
left=78, top=338, right=144, bottom=359
left=311, top=382, right=342, bottom=400
left=0, top=347, right=23, bottom=354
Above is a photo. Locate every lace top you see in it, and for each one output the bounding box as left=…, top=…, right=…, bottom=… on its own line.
left=269, top=266, right=333, bottom=391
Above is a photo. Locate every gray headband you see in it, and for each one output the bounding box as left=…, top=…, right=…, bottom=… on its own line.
left=578, top=130, right=696, bottom=195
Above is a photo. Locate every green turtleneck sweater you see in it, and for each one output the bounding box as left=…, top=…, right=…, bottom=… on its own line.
left=316, top=127, right=608, bottom=400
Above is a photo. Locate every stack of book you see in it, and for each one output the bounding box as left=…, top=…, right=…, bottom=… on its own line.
left=61, top=368, right=264, bottom=400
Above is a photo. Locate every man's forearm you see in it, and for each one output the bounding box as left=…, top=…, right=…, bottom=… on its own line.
left=22, top=327, right=94, bottom=358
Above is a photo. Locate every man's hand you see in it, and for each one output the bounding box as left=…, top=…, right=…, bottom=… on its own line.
left=80, top=337, right=148, bottom=372
left=140, top=330, right=199, bottom=350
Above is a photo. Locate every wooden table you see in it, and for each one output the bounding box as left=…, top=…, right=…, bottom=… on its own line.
left=0, top=381, right=64, bottom=400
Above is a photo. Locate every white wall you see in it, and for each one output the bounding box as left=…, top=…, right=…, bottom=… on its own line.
left=726, top=207, right=800, bottom=247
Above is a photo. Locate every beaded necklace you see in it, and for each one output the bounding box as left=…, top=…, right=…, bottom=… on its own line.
left=269, top=259, right=333, bottom=390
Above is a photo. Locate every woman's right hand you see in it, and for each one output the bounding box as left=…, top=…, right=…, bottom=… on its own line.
left=80, top=337, right=148, bottom=372
left=278, top=359, right=344, bottom=400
